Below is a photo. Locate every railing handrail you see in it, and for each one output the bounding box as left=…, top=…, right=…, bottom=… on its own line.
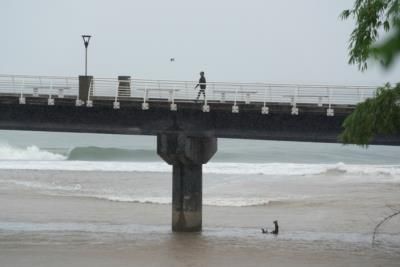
left=0, top=74, right=379, bottom=89
left=0, top=73, right=382, bottom=114
left=0, top=74, right=79, bottom=80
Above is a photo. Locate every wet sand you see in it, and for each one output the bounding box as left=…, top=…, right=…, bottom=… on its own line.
left=1, top=242, right=398, bottom=267
left=1, top=186, right=400, bottom=267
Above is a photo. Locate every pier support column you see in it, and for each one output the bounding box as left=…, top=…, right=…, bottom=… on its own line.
left=157, top=132, right=217, bottom=232
left=78, top=75, right=93, bottom=102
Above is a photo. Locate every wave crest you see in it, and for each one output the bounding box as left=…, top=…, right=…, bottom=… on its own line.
left=85, top=195, right=300, bottom=207
left=0, top=144, right=66, bottom=160
left=0, top=161, right=399, bottom=177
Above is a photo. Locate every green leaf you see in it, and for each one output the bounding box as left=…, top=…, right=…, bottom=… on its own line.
left=340, top=84, right=400, bottom=146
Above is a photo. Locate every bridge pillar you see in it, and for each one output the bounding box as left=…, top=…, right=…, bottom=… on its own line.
left=157, top=132, right=217, bottom=232
left=79, top=75, right=93, bottom=102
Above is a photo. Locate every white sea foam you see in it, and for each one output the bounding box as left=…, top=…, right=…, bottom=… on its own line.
left=0, top=144, right=399, bottom=177
left=98, top=196, right=172, bottom=205
left=205, top=196, right=302, bottom=207
left=0, top=160, right=399, bottom=177
left=0, top=144, right=66, bottom=160
left=0, top=178, right=306, bottom=207
left=93, top=195, right=301, bottom=207
left=2, top=179, right=82, bottom=192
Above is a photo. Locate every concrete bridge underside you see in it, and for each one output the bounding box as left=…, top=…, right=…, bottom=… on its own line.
left=1, top=96, right=399, bottom=145
left=1, top=97, right=400, bottom=232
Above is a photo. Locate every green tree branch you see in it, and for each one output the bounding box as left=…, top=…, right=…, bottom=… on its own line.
left=341, top=0, right=400, bottom=70
left=340, top=0, right=400, bottom=146
left=340, top=83, right=400, bottom=146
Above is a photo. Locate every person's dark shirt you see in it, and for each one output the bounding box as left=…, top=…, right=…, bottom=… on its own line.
left=272, top=223, right=279, bottom=235
left=199, top=76, right=206, bottom=90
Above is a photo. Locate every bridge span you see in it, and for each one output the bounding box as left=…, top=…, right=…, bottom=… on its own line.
left=0, top=74, right=399, bottom=232
left=0, top=74, right=394, bottom=144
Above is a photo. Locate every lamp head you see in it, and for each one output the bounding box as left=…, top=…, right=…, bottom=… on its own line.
left=82, top=35, right=91, bottom=48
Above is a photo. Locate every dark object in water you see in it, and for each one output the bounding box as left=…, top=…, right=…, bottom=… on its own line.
left=272, top=220, right=279, bottom=235
left=261, top=220, right=279, bottom=235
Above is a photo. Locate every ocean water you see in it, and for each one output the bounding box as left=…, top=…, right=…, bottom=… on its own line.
left=0, top=129, right=399, bottom=266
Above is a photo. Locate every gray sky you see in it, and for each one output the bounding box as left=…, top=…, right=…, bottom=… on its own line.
left=1, top=0, right=399, bottom=85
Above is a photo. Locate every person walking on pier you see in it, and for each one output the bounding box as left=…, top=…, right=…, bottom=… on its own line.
left=194, top=71, right=206, bottom=101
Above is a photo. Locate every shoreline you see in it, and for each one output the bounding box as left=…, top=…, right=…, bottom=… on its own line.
left=1, top=233, right=399, bottom=267
left=0, top=166, right=399, bottom=266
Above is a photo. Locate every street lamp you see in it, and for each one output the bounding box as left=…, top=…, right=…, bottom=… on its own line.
left=81, top=35, right=91, bottom=76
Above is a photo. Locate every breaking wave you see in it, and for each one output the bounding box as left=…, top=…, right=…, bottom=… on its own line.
left=0, top=144, right=399, bottom=177
left=92, top=195, right=299, bottom=207
left=0, top=144, right=66, bottom=160
left=0, top=161, right=399, bottom=177
left=0, top=178, right=306, bottom=207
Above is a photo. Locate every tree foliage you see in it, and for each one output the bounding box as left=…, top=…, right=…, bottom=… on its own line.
left=340, top=0, right=400, bottom=145
left=340, top=83, right=400, bottom=145
left=341, top=0, right=400, bottom=70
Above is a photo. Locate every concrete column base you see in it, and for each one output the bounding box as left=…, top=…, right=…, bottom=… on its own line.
left=172, top=163, right=202, bottom=232
left=78, top=75, right=93, bottom=102
left=157, top=132, right=217, bottom=232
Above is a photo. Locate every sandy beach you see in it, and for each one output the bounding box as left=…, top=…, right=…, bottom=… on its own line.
left=0, top=169, right=399, bottom=267
left=0, top=134, right=399, bottom=266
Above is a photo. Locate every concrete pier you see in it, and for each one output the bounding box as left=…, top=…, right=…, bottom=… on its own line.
left=157, top=131, right=217, bottom=232
left=79, top=75, right=93, bottom=102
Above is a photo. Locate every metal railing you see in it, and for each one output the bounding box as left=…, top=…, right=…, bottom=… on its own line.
left=0, top=74, right=378, bottom=115
left=0, top=74, right=79, bottom=104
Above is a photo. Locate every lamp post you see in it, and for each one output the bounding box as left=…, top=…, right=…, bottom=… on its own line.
left=81, top=35, right=91, bottom=76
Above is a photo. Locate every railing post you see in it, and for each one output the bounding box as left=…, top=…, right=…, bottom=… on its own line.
left=170, top=87, right=177, bottom=111
left=113, top=79, right=120, bottom=109
left=86, top=79, right=93, bottom=107
left=318, top=87, right=323, bottom=107
left=19, top=79, right=25, bottom=104
left=142, top=83, right=149, bottom=110
left=291, top=86, right=299, bottom=115
left=232, top=85, right=239, bottom=113
left=33, top=77, right=39, bottom=97
left=327, top=87, right=334, bottom=116
left=261, top=85, right=269, bottom=115
left=202, top=85, right=210, bottom=112
left=48, top=80, right=54, bottom=106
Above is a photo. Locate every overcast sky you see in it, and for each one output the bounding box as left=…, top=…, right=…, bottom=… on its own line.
left=1, top=0, right=399, bottom=85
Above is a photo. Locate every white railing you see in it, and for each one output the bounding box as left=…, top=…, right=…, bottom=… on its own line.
left=0, top=74, right=79, bottom=104
left=0, top=74, right=378, bottom=115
